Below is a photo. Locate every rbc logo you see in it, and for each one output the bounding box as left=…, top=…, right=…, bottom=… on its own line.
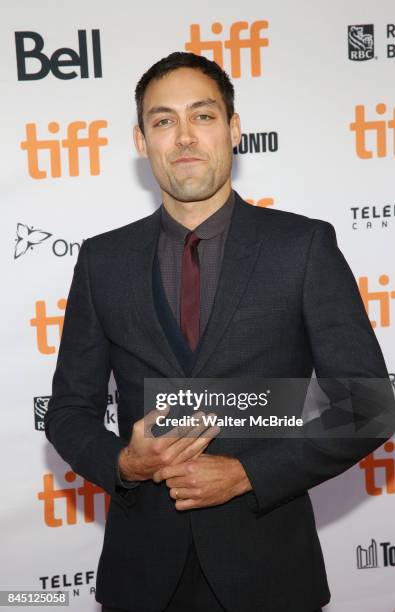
left=15, top=30, right=102, bottom=80
left=348, top=25, right=374, bottom=61
left=34, top=396, right=50, bottom=431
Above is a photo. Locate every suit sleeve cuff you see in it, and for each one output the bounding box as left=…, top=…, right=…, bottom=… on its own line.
left=115, top=447, right=141, bottom=490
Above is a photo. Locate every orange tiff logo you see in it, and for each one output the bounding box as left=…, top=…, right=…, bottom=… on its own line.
left=185, top=21, right=269, bottom=77
left=358, top=275, right=395, bottom=328
left=245, top=197, right=274, bottom=207
left=350, top=104, right=395, bottom=158
left=20, top=120, right=108, bottom=178
left=37, top=470, right=109, bottom=527
left=30, top=299, right=66, bottom=354
left=359, top=441, right=395, bottom=496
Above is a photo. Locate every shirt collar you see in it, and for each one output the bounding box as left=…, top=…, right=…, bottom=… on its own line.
left=160, top=190, right=235, bottom=241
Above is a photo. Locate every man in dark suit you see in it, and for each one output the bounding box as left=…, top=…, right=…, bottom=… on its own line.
left=44, top=52, right=392, bottom=612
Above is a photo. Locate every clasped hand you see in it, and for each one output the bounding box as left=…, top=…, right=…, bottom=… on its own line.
left=118, top=406, right=252, bottom=510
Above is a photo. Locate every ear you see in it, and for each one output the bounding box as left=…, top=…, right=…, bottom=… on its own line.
left=230, top=113, right=241, bottom=149
left=133, top=125, right=148, bottom=158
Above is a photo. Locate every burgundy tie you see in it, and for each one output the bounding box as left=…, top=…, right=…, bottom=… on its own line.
left=180, top=230, right=201, bottom=352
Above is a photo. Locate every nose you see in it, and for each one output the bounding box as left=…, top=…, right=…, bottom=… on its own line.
left=175, top=118, right=197, bottom=148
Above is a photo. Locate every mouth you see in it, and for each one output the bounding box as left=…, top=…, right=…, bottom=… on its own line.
left=173, top=157, right=204, bottom=164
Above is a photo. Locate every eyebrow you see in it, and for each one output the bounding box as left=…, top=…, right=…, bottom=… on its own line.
left=145, top=98, right=219, bottom=118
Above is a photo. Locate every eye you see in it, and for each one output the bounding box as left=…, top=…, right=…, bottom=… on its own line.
left=196, top=114, right=213, bottom=121
left=154, top=118, right=172, bottom=127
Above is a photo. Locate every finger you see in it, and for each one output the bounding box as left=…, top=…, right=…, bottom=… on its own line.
left=153, top=461, right=190, bottom=483
left=144, top=405, right=170, bottom=437
left=196, top=416, right=221, bottom=438
left=175, top=411, right=207, bottom=438
left=157, top=450, right=201, bottom=477
left=152, top=456, right=195, bottom=483
left=175, top=498, right=201, bottom=511
left=169, top=487, right=201, bottom=501
left=169, top=426, right=220, bottom=465
left=190, top=449, right=205, bottom=461
left=151, top=410, right=207, bottom=445
left=152, top=469, right=163, bottom=484
left=165, top=476, right=192, bottom=488
left=157, top=411, right=206, bottom=442
left=158, top=461, right=191, bottom=482
left=146, top=411, right=198, bottom=453
left=163, top=421, right=219, bottom=462
left=180, top=418, right=220, bottom=442
left=150, top=414, right=217, bottom=464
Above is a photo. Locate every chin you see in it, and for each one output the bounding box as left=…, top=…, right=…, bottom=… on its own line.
left=169, top=181, right=218, bottom=203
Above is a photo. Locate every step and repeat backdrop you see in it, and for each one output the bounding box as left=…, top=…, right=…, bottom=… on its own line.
left=1, top=1, right=395, bottom=610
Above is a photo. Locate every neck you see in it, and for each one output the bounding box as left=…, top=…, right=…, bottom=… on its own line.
left=161, top=181, right=232, bottom=230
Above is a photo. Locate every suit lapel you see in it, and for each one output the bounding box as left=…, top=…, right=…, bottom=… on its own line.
left=190, top=192, right=263, bottom=377
left=126, top=207, right=186, bottom=377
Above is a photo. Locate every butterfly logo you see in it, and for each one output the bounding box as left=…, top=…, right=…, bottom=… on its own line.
left=14, top=223, right=52, bottom=259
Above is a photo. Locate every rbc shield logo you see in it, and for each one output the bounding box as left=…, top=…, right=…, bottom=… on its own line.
left=348, top=25, right=374, bottom=61
left=34, top=396, right=50, bottom=431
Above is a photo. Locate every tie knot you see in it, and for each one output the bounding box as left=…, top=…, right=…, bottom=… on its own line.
left=184, top=231, right=201, bottom=249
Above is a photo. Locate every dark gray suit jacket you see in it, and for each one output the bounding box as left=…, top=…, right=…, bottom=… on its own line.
left=44, top=191, right=391, bottom=612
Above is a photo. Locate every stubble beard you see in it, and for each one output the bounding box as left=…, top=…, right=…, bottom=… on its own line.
left=166, top=170, right=217, bottom=203
left=161, top=154, right=232, bottom=203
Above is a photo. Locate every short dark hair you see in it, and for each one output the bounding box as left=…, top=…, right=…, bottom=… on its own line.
left=135, top=51, right=235, bottom=134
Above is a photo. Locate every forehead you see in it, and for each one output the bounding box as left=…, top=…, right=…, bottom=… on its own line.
left=143, top=67, right=225, bottom=113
